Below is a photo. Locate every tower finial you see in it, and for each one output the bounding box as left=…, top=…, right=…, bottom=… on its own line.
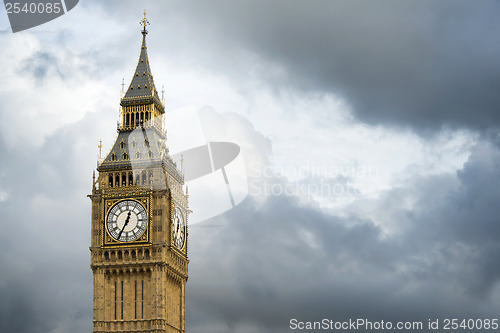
left=97, top=140, right=103, bottom=167
left=140, top=9, right=150, bottom=35
left=181, top=154, right=184, bottom=175
left=98, top=140, right=102, bottom=159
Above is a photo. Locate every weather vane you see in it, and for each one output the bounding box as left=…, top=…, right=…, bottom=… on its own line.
left=140, top=9, right=150, bottom=33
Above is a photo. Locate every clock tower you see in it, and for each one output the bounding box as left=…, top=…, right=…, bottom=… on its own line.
left=89, top=13, right=189, bottom=333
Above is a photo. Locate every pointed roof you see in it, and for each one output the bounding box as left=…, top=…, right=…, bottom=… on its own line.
left=98, top=128, right=163, bottom=169
left=120, top=24, right=163, bottom=111
left=97, top=127, right=183, bottom=183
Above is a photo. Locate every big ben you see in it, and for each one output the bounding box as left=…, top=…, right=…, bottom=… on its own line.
left=89, top=12, right=189, bottom=333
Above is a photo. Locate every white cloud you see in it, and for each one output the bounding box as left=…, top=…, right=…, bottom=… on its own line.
left=234, top=90, right=477, bottom=216
left=0, top=31, right=117, bottom=149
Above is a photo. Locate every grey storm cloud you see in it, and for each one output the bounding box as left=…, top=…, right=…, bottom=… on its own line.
left=6, top=108, right=500, bottom=333
left=21, top=51, right=63, bottom=81
left=2, top=2, right=500, bottom=333
left=17, top=46, right=127, bottom=84
left=84, top=0, right=500, bottom=132
left=168, top=0, right=500, bottom=132
left=1, top=78, right=499, bottom=333
left=0, top=110, right=108, bottom=333
left=185, top=143, right=500, bottom=332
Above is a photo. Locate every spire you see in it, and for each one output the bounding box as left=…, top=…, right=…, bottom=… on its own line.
left=121, top=10, right=163, bottom=111
left=140, top=9, right=150, bottom=35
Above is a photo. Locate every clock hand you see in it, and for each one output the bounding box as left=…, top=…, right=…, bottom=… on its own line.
left=117, top=211, right=132, bottom=240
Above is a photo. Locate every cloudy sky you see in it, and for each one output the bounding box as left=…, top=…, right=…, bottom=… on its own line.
left=2, top=1, right=500, bottom=332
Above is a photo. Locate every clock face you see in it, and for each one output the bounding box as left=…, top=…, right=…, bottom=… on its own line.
left=107, top=200, right=148, bottom=242
left=172, top=207, right=185, bottom=249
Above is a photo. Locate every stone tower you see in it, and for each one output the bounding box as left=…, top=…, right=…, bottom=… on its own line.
left=89, top=13, right=189, bottom=333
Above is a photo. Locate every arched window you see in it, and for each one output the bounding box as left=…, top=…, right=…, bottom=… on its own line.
left=111, top=153, right=116, bottom=161
left=118, top=251, right=123, bottom=259
left=104, top=251, right=109, bottom=260
left=142, top=171, right=147, bottom=185
left=123, top=152, right=128, bottom=160
left=148, top=171, right=153, bottom=184
left=115, top=174, right=120, bottom=187
left=135, top=173, right=140, bottom=185
left=148, top=151, right=152, bottom=159
left=131, top=250, right=136, bottom=259
left=129, top=172, right=133, bottom=186
left=122, top=173, right=127, bottom=186
left=145, top=249, right=150, bottom=259
left=136, top=151, right=141, bottom=159
left=120, top=141, right=125, bottom=149
left=109, top=175, right=113, bottom=187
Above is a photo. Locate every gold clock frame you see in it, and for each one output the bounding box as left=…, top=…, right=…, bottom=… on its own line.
left=102, top=193, right=152, bottom=247
left=170, top=199, right=187, bottom=254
